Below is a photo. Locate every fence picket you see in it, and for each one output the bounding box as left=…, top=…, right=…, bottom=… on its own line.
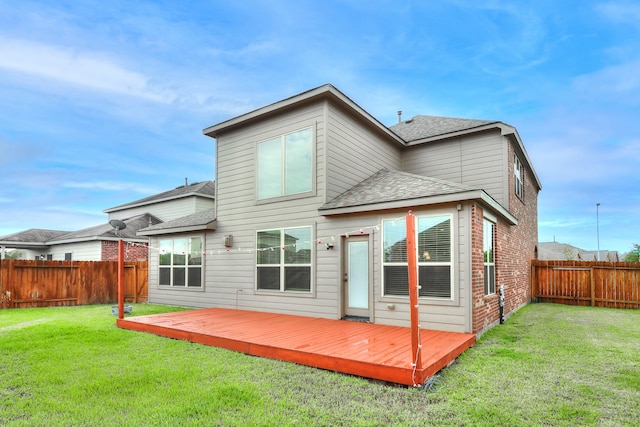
left=0, top=259, right=148, bottom=309
left=531, top=260, right=640, bottom=309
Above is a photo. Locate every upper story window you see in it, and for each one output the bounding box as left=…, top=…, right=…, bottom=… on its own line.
left=514, top=155, right=524, bottom=199
left=257, top=127, right=313, bottom=200
left=159, top=237, right=203, bottom=288
left=483, top=219, right=496, bottom=296
left=382, top=215, right=453, bottom=299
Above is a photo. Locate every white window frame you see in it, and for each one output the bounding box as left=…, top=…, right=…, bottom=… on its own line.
left=256, top=226, right=313, bottom=293
left=256, top=127, right=314, bottom=201
left=483, top=219, right=496, bottom=296
left=158, top=236, right=204, bottom=288
left=514, top=155, right=524, bottom=199
left=382, top=214, right=454, bottom=300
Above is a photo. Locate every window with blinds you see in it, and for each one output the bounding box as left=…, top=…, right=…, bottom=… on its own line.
left=382, top=215, right=453, bottom=299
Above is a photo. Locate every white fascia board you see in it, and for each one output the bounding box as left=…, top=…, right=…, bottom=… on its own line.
left=0, top=242, right=50, bottom=249
left=103, top=194, right=214, bottom=213
left=137, top=222, right=217, bottom=237
left=47, top=237, right=149, bottom=245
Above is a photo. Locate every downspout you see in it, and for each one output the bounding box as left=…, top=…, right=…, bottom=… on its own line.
left=499, top=284, right=505, bottom=324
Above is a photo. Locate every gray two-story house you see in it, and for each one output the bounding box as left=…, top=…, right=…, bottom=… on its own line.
left=140, top=84, right=541, bottom=335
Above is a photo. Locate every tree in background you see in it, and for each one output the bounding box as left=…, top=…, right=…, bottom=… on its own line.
left=562, top=246, right=576, bottom=260
left=622, top=244, right=640, bottom=262
left=4, top=250, right=25, bottom=260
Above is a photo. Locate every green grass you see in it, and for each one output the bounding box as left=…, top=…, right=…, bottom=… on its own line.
left=1, top=303, right=639, bottom=426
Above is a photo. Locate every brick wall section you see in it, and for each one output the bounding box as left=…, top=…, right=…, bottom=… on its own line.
left=101, top=241, right=149, bottom=261
left=471, top=139, right=539, bottom=334
left=471, top=204, right=497, bottom=333
left=504, top=140, right=539, bottom=314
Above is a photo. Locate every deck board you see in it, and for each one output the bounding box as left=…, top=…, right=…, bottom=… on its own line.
left=117, top=308, right=475, bottom=386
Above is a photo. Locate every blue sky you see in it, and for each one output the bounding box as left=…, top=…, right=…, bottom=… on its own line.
left=0, top=0, right=638, bottom=254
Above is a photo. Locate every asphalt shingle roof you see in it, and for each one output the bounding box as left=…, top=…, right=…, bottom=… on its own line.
left=538, top=242, right=619, bottom=261
left=139, top=208, right=216, bottom=233
left=0, top=228, right=69, bottom=243
left=389, top=115, right=497, bottom=143
left=50, top=213, right=162, bottom=241
left=320, top=169, right=475, bottom=211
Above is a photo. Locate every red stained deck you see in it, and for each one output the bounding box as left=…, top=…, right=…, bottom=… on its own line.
left=117, top=308, right=475, bottom=386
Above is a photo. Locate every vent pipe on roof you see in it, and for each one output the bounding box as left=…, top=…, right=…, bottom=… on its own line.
left=185, top=177, right=188, bottom=187
left=397, top=110, right=402, bottom=123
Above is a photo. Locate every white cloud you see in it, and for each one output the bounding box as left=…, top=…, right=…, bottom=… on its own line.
left=572, top=59, right=640, bottom=103
left=597, top=2, right=640, bottom=27
left=0, top=36, right=176, bottom=103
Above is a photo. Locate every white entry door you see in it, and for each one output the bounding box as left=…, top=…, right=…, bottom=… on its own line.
left=344, top=237, right=370, bottom=319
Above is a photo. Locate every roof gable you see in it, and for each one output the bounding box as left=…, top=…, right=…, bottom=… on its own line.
left=104, top=180, right=215, bottom=213
left=203, top=84, right=405, bottom=146
left=138, top=208, right=216, bottom=236
left=390, top=115, right=541, bottom=191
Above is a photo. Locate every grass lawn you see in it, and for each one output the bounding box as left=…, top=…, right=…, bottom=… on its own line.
left=1, top=303, right=639, bottom=426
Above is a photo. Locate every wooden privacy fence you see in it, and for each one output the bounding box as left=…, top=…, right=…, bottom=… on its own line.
left=532, top=260, right=640, bottom=309
left=0, top=259, right=148, bottom=309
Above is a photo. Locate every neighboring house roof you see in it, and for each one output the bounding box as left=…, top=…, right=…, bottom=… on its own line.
left=49, top=213, right=162, bottom=244
left=0, top=229, right=70, bottom=249
left=0, top=215, right=160, bottom=250
left=538, top=242, right=619, bottom=261
left=319, top=169, right=517, bottom=225
left=104, top=180, right=215, bottom=213
left=138, top=208, right=216, bottom=236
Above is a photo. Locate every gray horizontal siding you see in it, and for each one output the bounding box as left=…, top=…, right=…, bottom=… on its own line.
left=147, top=100, right=476, bottom=332
left=175, top=101, right=336, bottom=318
left=326, top=104, right=402, bottom=201
left=402, top=129, right=506, bottom=205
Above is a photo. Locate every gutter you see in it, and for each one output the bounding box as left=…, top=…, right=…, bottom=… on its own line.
left=319, top=190, right=518, bottom=226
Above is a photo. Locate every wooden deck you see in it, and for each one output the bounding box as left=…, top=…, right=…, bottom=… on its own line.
left=117, top=308, right=475, bottom=386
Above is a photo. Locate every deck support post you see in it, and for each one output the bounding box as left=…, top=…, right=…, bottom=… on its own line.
left=406, top=211, right=423, bottom=385
left=118, top=239, right=125, bottom=320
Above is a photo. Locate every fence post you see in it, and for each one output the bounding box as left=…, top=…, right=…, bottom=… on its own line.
left=590, top=267, right=595, bottom=307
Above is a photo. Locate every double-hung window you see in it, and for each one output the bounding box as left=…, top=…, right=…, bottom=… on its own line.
left=256, top=226, right=312, bottom=292
left=382, top=215, right=453, bottom=298
left=257, top=127, right=313, bottom=200
left=514, top=155, right=524, bottom=199
left=483, top=219, right=496, bottom=295
left=159, top=237, right=203, bottom=287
